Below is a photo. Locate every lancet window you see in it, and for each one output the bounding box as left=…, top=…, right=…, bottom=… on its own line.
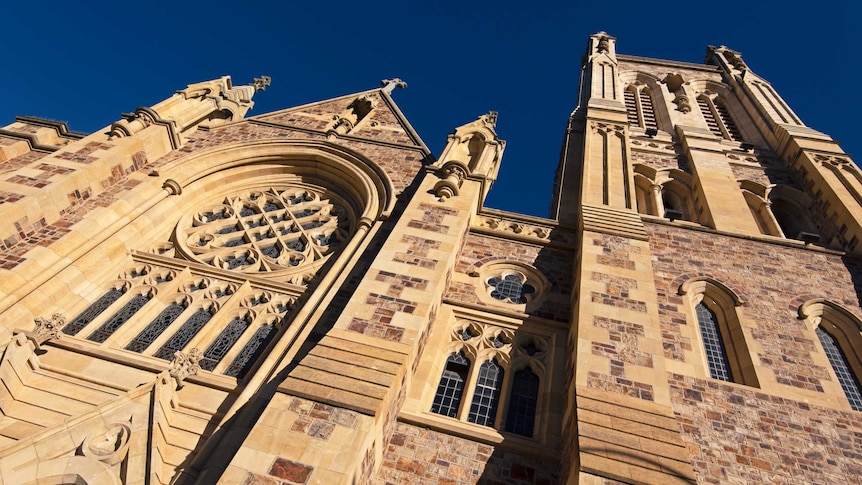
left=624, top=85, right=658, bottom=130
left=431, top=352, right=471, bottom=418
left=680, top=278, right=759, bottom=387
left=199, top=316, right=251, bottom=371
left=696, top=301, right=733, bottom=382
left=57, top=260, right=293, bottom=382
left=801, top=300, right=862, bottom=412
left=697, top=95, right=742, bottom=141
left=429, top=319, right=548, bottom=438
left=816, top=327, right=862, bottom=411
left=63, top=288, right=127, bottom=336
left=125, top=303, right=186, bottom=353
left=86, top=293, right=152, bottom=343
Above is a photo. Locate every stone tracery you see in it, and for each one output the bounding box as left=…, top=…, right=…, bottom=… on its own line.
left=175, top=187, right=352, bottom=281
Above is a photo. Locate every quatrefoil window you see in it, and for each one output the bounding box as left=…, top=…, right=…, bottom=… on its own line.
left=487, top=272, right=535, bottom=304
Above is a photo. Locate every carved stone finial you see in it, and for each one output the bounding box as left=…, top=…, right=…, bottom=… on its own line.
left=380, top=78, right=408, bottom=94
left=27, top=313, right=66, bottom=347
left=251, top=76, right=272, bottom=92
left=162, top=179, right=182, bottom=196
left=433, top=161, right=468, bottom=201
left=481, top=111, right=498, bottom=128
left=597, top=35, right=610, bottom=53
left=662, top=73, right=692, bottom=114
left=169, top=348, right=202, bottom=387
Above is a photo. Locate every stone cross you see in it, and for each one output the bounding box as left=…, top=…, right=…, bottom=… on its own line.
left=380, top=78, right=408, bottom=94
left=252, top=76, right=272, bottom=92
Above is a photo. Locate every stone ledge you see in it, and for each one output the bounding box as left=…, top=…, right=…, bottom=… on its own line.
left=581, top=205, right=648, bottom=240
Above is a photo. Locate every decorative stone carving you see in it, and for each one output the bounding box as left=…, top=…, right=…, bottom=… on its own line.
left=591, top=121, right=626, bottom=134
left=80, top=421, right=132, bottom=466
left=169, top=348, right=202, bottom=387
left=433, top=161, right=468, bottom=201
left=330, top=95, right=376, bottom=135
left=380, top=78, right=408, bottom=94
left=663, top=73, right=691, bottom=113
left=597, top=35, right=610, bottom=53
left=815, top=154, right=852, bottom=167
left=27, top=313, right=66, bottom=347
left=251, top=75, right=272, bottom=92
left=474, top=216, right=554, bottom=242
left=481, top=111, right=498, bottom=128
left=162, top=179, right=182, bottom=195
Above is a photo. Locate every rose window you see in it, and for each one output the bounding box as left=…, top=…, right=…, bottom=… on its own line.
left=487, top=272, right=535, bottom=304
left=175, top=188, right=351, bottom=280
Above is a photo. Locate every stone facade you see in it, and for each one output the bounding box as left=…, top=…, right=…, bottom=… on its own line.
left=0, top=33, right=860, bottom=485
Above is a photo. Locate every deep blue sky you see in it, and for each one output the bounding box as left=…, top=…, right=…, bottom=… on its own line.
left=1, top=2, right=858, bottom=218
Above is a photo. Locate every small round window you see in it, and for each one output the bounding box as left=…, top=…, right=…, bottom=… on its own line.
left=487, top=271, right=536, bottom=304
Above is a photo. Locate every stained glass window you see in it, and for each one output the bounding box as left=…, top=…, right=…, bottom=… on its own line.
left=816, top=327, right=862, bottom=412
left=199, top=318, right=250, bottom=371
left=153, top=309, right=213, bottom=360
left=488, top=273, right=535, bottom=304
left=431, top=352, right=470, bottom=418
left=224, top=325, right=277, bottom=378
left=125, top=303, right=185, bottom=353
left=696, top=302, right=733, bottom=382
left=176, top=188, right=350, bottom=278
left=86, top=294, right=151, bottom=343
left=505, top=369, right=539, bottom=437
left=63, top=288, right=126, bottom=336
left=468, top=359, right=504, bottom=427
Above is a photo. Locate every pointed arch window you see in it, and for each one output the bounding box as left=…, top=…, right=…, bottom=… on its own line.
left=680, top=279, right=759, bottom=387
left=153, top=309, right=213, bottom=360
left=505, top=368, right=540, bottom=437
left=816, top=327, right=862, bottom=411
left=431, top=352, right=470, bottom=418
left=125, top=302, right=186, bottom=353
left=87, top=293, right=152, bottom=343
left=468, top=359, right=504, bottom=427
left=624, top=85, right=658, bottom=130
left=768, top=188, right=819, bottom=241
left=697, top=95, right=742, bottom=141
left=801, top=300, right=862, bottom=412
left=200, top=317, right=250, bottom=371
left=224, top=324, right=278, bottom=378
left=696, top=302, right=733, bottom=382
left=63, top=288, right=127, bottom=336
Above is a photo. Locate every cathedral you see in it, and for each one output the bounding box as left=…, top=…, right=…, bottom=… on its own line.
left=0, top=31, right=860, bottom=484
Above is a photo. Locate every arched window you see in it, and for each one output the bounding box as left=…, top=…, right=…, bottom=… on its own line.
left=816, top=327, right=862, bottom=411
left=199, top=317, right=250, bottom=371
left=468, top=359, right=504, bottom=427
left=800, top=300, right=862, bottom=412
left=125, top=302, right=186, bottom=353
left=696, top=302, right=733, bottom=382
left=86, top=293, right=152, bottom=343
left=431, top=352, right=470, bottom=418
left=153, top=309, right=214, bottom=360
left=62, top=288, right=127, bottom=336
left=697, top=95, right=742, bottom=142
left=661, top=179, right=697, bottom=223
left=505, top=368, right=540, bottom=437
left=224, top=324, right=278, bottom=378
left=680, top=278, right=759, bottom=387
left=624, top=85, right=658, bottom=130
left=768, top=188, right=818, bottom=241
